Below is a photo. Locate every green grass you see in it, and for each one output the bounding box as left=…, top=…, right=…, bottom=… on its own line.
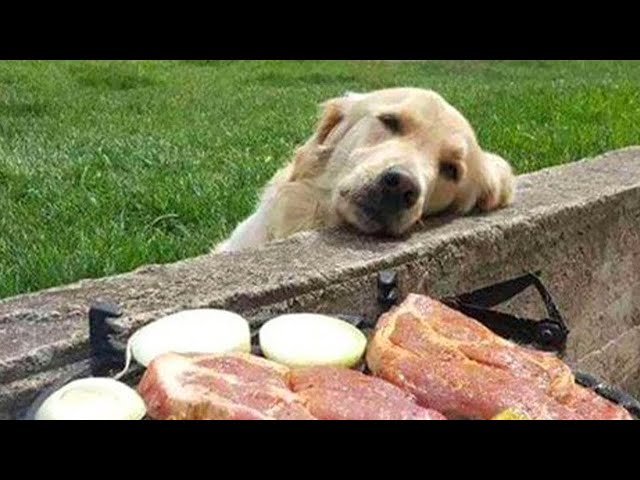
left=1, top=60, right=640, bottom=299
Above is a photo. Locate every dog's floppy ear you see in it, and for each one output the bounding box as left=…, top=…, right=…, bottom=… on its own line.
left=314, top=91, right=364, bottom=145
left=315, top=99, right=345, bottom=145
left=290, top=92, right=364, bottom=182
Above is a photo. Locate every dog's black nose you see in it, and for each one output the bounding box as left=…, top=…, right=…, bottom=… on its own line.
left=379, top=167, right=419, bottom=210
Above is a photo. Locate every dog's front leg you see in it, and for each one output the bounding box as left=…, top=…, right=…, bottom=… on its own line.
left=213, top=207, right=271, bottom=253
left=214, top=181, right=328, bottom=254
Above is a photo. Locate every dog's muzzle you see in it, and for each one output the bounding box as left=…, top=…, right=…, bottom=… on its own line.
left=358, top=166, right=420, bottom=226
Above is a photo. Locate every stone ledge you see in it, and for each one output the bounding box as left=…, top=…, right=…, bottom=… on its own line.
left=2, top=146, right=640, bottom=418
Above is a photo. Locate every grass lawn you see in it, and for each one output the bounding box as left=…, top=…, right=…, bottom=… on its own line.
left=1, top=60, right=640, bottom=299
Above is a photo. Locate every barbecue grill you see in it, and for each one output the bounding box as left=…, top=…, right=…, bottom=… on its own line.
left=21, top=271, right=640, bottom=420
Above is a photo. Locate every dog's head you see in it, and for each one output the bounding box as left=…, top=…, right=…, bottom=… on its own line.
left=291, top=87, right=515, bottom=236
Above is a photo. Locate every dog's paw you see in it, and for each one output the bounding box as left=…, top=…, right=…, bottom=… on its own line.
left=477, top=152, right=516, bottom=212
left=212, top=240, right=231, bottom=254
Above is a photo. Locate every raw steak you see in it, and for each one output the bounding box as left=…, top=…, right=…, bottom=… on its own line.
left=290, top=366, right=445, bottom=420
left=137, top=351, right=444, bottom=420
left=366, top=294, right=633, bottom=420
left=138, top=352, right=315, bottom=420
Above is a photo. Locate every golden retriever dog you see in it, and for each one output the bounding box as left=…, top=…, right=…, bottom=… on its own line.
left=215, top=87, right=515, bottom=253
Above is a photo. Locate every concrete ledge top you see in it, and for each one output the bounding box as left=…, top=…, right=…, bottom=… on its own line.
left=2, top=146, right=640, bottom=388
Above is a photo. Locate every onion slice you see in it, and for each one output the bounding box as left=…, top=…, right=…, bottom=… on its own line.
left=34, top=378, right=146, bottom=420
left=259, top=313, right=367, bottom=368
left=128, top=309, right=251, bottom=368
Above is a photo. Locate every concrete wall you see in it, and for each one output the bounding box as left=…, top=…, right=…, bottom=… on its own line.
left=2, top=147, right=640, bottom=419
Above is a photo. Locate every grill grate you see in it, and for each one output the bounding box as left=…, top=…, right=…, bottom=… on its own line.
left=21, top=270, right=640, bottom=420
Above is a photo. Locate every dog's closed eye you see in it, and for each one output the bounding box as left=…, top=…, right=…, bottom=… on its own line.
left=377, top=113, right=402, bottom=134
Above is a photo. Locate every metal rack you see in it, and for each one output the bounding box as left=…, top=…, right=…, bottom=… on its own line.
left=21, top=270, right=640, bottom=420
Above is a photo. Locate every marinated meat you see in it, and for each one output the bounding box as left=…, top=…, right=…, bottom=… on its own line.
left=366, top=294, right=633, bottom=420
left=138, top=352, right=314, bottom=420
left=138, top=351, right=445, bottom=420
left=290, top=366, right=445, bottom=420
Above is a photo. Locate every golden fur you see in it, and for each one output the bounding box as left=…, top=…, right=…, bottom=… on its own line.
left=215, top=88, right=515, bottom=253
